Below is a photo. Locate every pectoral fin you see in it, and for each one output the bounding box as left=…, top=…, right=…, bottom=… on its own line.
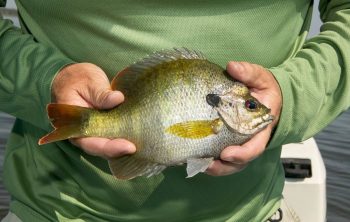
left=166, top=119, right=223, bottom=139
left=186, top=157, right=214, bottom=178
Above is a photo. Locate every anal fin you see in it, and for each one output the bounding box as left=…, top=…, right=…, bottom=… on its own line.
left=186, top=157, right=214, bottom=178
left=108, top=155, right=166, bottom=180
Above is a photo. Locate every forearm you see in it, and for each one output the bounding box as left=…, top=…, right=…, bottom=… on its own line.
left=0, top=17, right=74, bottom=130
left=268, top=0, right=350, bottom=147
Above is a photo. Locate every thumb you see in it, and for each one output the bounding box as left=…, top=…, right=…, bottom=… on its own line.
left=91, top=89, right=125, bottom=109
left=226, top=62, right=266, bottom=89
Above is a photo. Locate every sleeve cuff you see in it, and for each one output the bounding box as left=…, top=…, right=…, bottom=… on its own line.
left=266, top=67, right=294, bottom=149
left=39, top=58, right=76, bottom=129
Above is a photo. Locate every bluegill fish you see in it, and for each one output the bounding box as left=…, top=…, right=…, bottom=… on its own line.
left=39, top=48, right=273, bottom=179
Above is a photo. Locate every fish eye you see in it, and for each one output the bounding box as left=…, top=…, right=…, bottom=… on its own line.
left=245, top=99, right=258, bottom=110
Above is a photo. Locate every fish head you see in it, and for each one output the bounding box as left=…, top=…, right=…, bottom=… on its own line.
left=206, top=82, right=274, bottom=135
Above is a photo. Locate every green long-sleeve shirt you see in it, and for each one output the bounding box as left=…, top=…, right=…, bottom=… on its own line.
left=1, top=0, right=349, bottom=221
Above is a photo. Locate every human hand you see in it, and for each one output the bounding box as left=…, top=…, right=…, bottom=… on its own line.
left=51, top=63, right=136, bottom=159
left=206, top=61, right=282, bottom=176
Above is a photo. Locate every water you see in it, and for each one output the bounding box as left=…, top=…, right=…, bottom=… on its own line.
left=1, top=110, right=349, bottom=221
left=314, top=110, right=350, bottom=222
left=0, top=112, right=14, bottom=218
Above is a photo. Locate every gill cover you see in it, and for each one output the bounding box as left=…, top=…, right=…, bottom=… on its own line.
left=209, top=83, right=274, bottom=135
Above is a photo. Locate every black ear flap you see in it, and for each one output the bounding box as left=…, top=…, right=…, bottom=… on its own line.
left=206, top=94, right=221, bottom=107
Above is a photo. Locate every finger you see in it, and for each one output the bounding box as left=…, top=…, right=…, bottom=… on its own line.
left=70, top=137, right=136, bottom=159
left=90, top=89, right=125, bottom=110
left=220, top=127, right=272, bottom=164
left=99, top=90, right=125, bottom=109
left=206, top=159, right=247, bottom=176
left=226, top=62, right=268, bottom=89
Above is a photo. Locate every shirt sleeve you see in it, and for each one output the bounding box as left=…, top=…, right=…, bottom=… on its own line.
left=268, top=0, right=350, bottom=148
left=0, top=15, right=74, bottom=130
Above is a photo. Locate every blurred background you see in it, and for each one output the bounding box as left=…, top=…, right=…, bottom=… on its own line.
left=1, top=0, right=349, bottom=221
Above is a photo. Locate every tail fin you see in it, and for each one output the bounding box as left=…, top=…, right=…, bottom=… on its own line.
left=38, top=104, right=92, bottom=145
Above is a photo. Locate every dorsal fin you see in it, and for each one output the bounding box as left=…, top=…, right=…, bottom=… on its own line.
left=111, top=48, right=206, bottom=91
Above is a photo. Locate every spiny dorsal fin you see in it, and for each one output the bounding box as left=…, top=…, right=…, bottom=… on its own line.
left=111, top=48, right=206, bottom=91
left=108, top=155, right=166, bottom=180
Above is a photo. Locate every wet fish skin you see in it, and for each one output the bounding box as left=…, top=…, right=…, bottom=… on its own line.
left=39, top=48, right=273, bottom=180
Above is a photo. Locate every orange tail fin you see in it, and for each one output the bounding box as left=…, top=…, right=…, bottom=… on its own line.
left=38, top=104, right=92, bottom=145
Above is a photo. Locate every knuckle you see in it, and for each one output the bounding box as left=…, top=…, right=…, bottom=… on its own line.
left=91, top=90, right=110, bottom=109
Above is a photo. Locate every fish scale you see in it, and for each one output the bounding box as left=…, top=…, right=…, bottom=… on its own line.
left=39, top=48, right=273, bottom=180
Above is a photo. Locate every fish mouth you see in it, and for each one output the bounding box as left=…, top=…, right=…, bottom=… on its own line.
left=267, top=115, right=274, bottom=122
left=257, top=114, right=274, bottom=127
left=217, top=110, right=274, bottom=135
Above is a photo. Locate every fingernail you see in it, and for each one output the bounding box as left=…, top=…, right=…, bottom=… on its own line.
left=111, top=91, right=125, bottom=102
left=126, top=143, right=136, bottom=152
left=233, top=62, right=244, bottom=73
left=103, top=91, right=124, bottom=109
left=118, top=142, right=136, bottom=154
